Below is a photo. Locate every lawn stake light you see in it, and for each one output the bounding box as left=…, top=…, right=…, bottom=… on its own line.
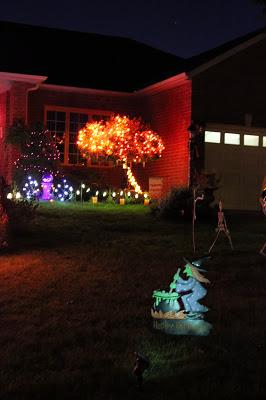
left=132, top=352, right=149, bottom=390
left=151, top=257, right=212, bottom=336
left=208, top=200, right=233, bottom=253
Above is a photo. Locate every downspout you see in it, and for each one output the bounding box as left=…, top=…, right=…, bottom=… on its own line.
left=25, top=82, right=43, bottom=125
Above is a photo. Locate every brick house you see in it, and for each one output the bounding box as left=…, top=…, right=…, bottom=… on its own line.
left=0, top=21, right=265, bottom=209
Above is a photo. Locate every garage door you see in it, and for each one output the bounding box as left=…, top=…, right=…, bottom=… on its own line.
left=204, top=128, right=266, bottom=210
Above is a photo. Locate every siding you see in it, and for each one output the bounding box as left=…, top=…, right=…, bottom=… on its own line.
left=192, top=38, right=266, bottom=128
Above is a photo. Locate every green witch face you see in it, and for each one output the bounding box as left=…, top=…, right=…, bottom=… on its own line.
left=184, top=264, right=193, bottom=278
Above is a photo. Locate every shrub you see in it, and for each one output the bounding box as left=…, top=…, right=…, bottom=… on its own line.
left=150, top=187, right=192, bottom=221
left=5, top=199, right=39, bottom=234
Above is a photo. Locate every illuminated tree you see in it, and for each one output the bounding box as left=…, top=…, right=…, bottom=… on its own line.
left=77, top=115, right=164, bottom=193
left=14, top=127, right=60, bottom=182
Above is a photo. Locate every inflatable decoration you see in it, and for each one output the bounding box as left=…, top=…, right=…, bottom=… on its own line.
left=41, top=173, right=53, bottom=201
left=151, top=257, right=212, bottom=336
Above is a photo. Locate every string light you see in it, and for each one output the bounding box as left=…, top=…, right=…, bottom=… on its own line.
left=77, top=115, right=164, bottom=193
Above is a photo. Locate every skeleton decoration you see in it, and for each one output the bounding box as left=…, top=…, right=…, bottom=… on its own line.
left=151, top=256, right=212, bottom=336
left=208, top=200, right=233, bottom=253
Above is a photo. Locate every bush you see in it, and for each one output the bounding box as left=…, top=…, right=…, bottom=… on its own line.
left=150, top=184, right=217, bottom=222
left=5, top=199, right=39, bottom=234
left=150, top=187, right=192, bottom=221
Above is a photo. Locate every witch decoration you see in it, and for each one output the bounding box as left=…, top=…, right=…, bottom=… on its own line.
left=151, top=256, right=212, bottom=336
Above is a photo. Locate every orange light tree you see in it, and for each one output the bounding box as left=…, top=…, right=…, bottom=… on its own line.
left=77, top=115, right=164, bottom=193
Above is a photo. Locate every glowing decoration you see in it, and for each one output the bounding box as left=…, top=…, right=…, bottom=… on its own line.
left=92, top=196, right=98, bottom=204
left=152, top=257, right=212, bottom=336
left=77, top=115, right=164, bottom=193
left=120, top=198, right=125, bottom=205
left=41, top=173, right=53, bottom=201
left=22, top=176, right=41, bottom=200
left=52, top=179, right=74, bottom=202
left=143, top=192, right=150, bottom=205
left=6, top=193, right=12, bottom=200
left=14, top=128, right=60, bottom=180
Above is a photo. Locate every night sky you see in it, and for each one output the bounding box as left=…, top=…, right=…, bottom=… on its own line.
left=0, top=0, right=265, bottom=57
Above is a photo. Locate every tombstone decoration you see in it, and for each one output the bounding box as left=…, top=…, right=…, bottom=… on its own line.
left=151, top=256, right=212, bottom=336
left=41, top=173, right=53, bottom=201
left=208, top=200, right=233, bottom=253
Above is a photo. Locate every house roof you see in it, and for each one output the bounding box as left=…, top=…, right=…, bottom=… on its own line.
left=186, top=27, right=266, bottom=72
left=0, top=20, right=185, bottom=92
left=0, top=21, right=265, bottom=92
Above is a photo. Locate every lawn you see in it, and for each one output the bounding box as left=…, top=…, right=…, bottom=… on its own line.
left=0, top=202, right=265, bottom=399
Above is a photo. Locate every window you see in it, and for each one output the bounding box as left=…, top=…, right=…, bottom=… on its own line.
left=263, top=136, right=266, bottom=147
left=204, top=131, right=221, bottom=143
left=45, top=108, right=111, bottom=166
left=224, top=133, right=240, bottom=145
left=46, top=111, right=66, bottom=162
left=244, top=134, right=259, bottom=147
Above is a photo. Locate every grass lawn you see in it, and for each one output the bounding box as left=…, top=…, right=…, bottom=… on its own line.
left=0, top=202, right=265, bottom=399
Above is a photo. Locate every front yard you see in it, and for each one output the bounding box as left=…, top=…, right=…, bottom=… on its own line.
left=0, top=203, right=265, bottom=399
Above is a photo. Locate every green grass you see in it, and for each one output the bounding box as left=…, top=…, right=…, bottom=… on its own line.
left=0, top=202, right=265, bottom=399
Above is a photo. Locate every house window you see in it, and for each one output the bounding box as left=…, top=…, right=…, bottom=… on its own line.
left=46, top=111, right=66, bottom=162
left=224, top=133, right=240, bottom=145
left=263, top=136, right=266, bottom=147
left=204, top=131, right=221, bottom=143
left=45, top=108, right=111, bottom=166
left=244, top=134, right=259, bottom=147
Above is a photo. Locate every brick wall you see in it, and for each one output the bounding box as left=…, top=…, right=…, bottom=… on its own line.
left=28, top=86, right=142, bottom=189
left=134, top=79, right=192, bottom=194
left=192, top=38, right=266, bottom=128
left=0, top=92, right=7, bottom=178
left=26, top=82, right=191, bottom=194
left=28, top=87, right=140, bottom=123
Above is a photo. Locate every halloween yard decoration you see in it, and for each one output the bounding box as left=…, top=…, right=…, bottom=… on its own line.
left=208, top=200, right=233, bottom=253
left=192, top=187, right=204, bottom=253
left=132, top=352, right=150, bottom=390
left=41, top=173, right=53, bottom=201
left=151, top=257, right=212, bottom=336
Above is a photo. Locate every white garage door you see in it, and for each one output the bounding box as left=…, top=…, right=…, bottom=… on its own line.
left=204, top=126, right=266, bottom=210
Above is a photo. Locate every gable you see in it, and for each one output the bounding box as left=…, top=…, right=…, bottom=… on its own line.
left=191, top=37, right=266, bottom=127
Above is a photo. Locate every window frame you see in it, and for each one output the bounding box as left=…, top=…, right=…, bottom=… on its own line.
left=44, top=106, right=113, bottom=167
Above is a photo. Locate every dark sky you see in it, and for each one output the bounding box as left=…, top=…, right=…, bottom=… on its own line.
left=0, top=0, right=265, bottom=57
